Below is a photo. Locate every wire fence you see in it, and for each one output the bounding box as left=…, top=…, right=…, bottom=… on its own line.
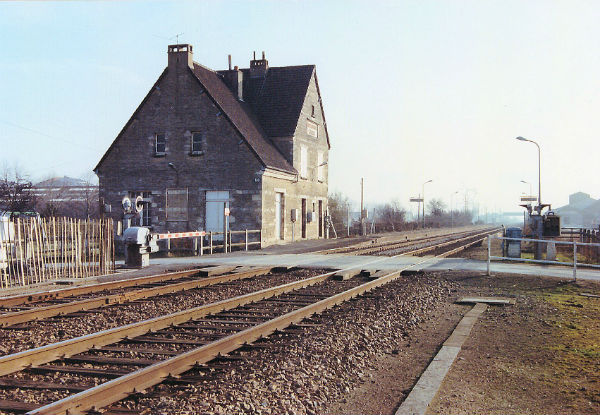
left=0, top=217, right=114, bottom=288
left=487, top=235, right=600, bottom=280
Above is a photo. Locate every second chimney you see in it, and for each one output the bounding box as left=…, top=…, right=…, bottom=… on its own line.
left=222, top=55, right=243, bottom=100
left=250, top=50, right=269, bottom=78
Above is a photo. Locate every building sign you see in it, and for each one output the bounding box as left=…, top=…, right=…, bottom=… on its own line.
left=306, top=120, right=318, bottom=138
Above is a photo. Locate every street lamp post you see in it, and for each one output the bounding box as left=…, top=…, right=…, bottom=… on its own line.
left=450, top=190, right=459, bottom=229
left=516, top=137, right=541, bottom=212
left=422, top=180, right=432, bottom=229
left=516, top=136, right=543, bottom=259
left=520, top=180, right=533, bottom=199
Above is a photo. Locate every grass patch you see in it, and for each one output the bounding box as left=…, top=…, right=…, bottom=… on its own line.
left=540, top=283, right=600, bottom=402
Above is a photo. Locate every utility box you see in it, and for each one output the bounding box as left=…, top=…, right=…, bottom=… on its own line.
left=122, top=226, right=159, bottom=268
left=504, top=227, right=522, bottom=258
left=543, top=213, right=561, bottom=237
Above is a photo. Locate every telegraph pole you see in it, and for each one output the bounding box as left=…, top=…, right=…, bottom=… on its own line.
left=360, top=178, right=366, bottom=236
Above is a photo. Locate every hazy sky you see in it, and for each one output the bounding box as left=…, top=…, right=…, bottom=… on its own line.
left=1, top=0, right=599, bottom=215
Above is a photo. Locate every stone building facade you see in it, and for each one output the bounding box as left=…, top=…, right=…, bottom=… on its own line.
left=94, top=44, right=330, bottom=246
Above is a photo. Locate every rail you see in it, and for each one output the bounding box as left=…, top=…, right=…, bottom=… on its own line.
left=25, top=254, right=447, bottom=414
left=0, top=230, right=503, bottom=414
left=0, top=266, right=272, bottom=327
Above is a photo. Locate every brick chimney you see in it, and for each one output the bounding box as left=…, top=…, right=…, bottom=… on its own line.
left=222, top=54, right=244, bottom=100
left=250, top=51, right=269, bottom=78
left=168, top=44, right=194, bottom=69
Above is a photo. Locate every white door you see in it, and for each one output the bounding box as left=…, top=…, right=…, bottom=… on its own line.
left=206, top=191, right=229, bottom=240
left=275, top=193, right=282, bottom=240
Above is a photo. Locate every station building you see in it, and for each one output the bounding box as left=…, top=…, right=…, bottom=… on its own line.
left=94, top=44, right=330, bottom=246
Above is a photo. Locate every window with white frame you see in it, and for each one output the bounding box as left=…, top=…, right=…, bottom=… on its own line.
left=128, top=191, right=152, bottom=227
left=155, top=133, right=166, bottom=155
left=191, top=132, right=204, bottom=155
left=300, top=146, right=308, bottom=178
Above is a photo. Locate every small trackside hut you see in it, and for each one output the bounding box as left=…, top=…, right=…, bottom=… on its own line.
left=95, top=45, right=330, bottom=247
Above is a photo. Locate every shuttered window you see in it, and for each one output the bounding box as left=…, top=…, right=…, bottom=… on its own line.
left=300, top=146, right=308, bottom=178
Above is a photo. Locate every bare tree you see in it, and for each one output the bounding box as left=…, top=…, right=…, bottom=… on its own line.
left=0, top=164, right=36, bottom=213
left=378, top=200, right=407, bottom=231
left=427, top=198, right=446, bottom=217
left=328, top=191, right=352, bottom=232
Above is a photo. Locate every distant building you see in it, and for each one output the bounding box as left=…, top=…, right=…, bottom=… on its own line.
left=95, top=45, right=330, bottom=245
left=554, top=192, right=600, bottom=228
left=32, top=176, right=98, bottom=218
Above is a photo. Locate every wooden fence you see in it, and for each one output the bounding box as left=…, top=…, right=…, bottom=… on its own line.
left=0, top=217, right=114, bottom=288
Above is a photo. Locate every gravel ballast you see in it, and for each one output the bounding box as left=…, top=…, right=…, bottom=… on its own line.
left=0, top=269, right=324, bottom=356
left=116, top=273, right=457, bottom=414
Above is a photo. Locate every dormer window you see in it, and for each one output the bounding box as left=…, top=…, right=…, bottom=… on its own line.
left=155, top=133, right=166, bottom=156
left=190, top=132, right=204, bottom=155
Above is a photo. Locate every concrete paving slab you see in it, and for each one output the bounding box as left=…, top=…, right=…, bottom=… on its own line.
left=333, top=268, right=363, bottom=281
left=395, top=345, right=461, bottom=415
left=456, top=296, right=515, bottom=305
left=395, top=303, right=488, bottom=415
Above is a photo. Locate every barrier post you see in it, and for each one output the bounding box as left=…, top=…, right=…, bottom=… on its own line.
left=487, top=236, right=491, bottom=276
left=209, top=232, right=213, bottom=255
left=245, top=229, right=249, bottom=251
left=199, top=236, right=203, bottom=256
left=573, top=242, right=577, bottom=281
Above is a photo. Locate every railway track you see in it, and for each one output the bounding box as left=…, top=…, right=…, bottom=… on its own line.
left=0, top=266, right=273, bottom=328
left=323, top=227, right=499, bottom=257
left=0, top=227, right=501, bottom=414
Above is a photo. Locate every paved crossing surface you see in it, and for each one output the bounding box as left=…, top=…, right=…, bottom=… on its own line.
left=146, top=252, right=600, bottom=282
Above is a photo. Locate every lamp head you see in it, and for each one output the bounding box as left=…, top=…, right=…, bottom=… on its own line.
left=168, top=162, right=176, bottom=170
left=516, top=136, right=528, bottom=142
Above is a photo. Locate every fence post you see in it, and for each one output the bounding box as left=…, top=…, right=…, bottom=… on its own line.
left=199, top=236, right=203, bottom=256
left=245, top=229, right=249, bottom=251
left=487, top=236, right=491, bottom=276
left=209, top=232, right=213, bottom=255
left=573, top=242, right=577, bottom=281
left=194, top=237, right=198, bottom=255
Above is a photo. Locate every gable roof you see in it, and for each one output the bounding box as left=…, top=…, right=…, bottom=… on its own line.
left=94, top=69, right=168, bottom=172
left=95, top=56, right=328, bottom=175
left=190, top=64, right=295, bottom=174
left=240, top=65, right=314, bottom=138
